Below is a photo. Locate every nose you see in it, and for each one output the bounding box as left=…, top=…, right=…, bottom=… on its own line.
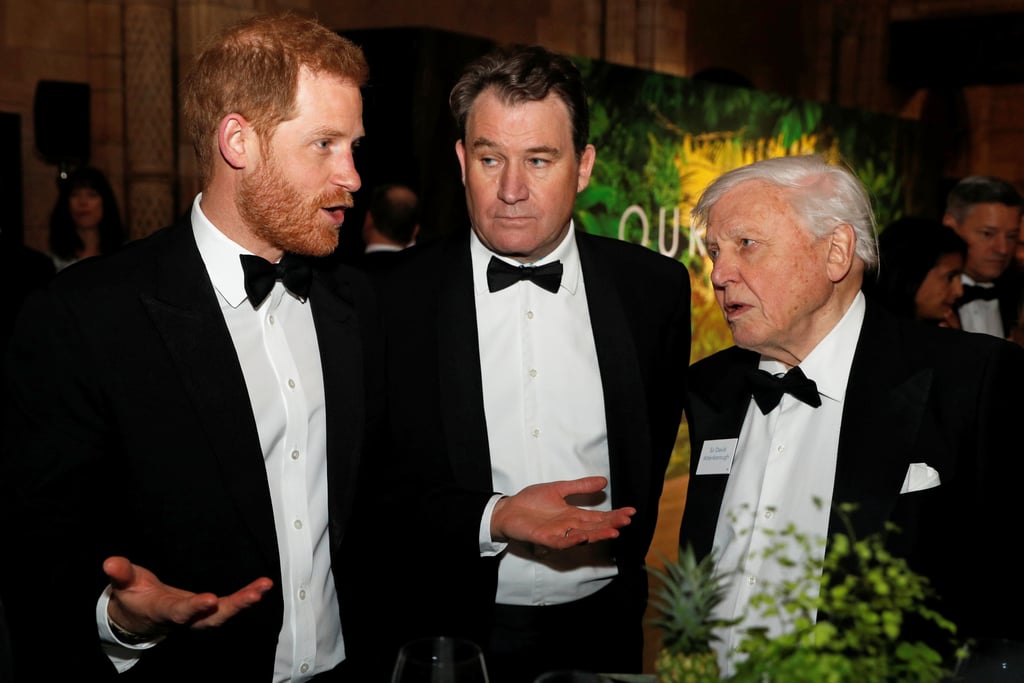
left=951, top=277, right=964, bottom=299
left=995, top=234, right=1014, bottom=255
left=333, top=151, right=361, bottom=194
left=708, top=253, right=735, bottom=290
left=496, top=164, right=528, bottom=204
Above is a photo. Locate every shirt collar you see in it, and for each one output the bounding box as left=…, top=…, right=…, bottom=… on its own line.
left=758, top=291, right=866, bottom=404
left=961, top=273, right=995, bottom=288
left=190, top=194, right=254, bottom=308
left=470, top=222, right=581, bottom=296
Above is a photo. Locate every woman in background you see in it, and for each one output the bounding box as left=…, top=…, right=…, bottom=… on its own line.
left=864, top=215, right=967, bottom=328
left=48, top=165, right=125, bottom=271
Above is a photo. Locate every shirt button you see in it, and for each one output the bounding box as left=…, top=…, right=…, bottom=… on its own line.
left=776, top=444, right=784, bottom=454
left=300, top=663, right=310, bottom=674
left=268, top=315, right=275, bottom=325
left=748, top=576, right=757, bottom=586
left=293, top=519, right=303, bottom=530
left=531, top=428, right=540, bottom=438
left=291, top=450, right=300, bottom=460
left=288, top=378, right=296, bottom=389
left=298, top=589, right=307, bottom=600
left=529, top=368, right=537, bottom=378
left=526, top=310, right=534, bottom=319
left=764, top=509, right=774, bottom=519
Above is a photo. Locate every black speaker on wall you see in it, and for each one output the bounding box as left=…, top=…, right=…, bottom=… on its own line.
left=33, top=80, right=90, bottom=170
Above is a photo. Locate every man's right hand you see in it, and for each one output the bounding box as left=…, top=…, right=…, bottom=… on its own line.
left=103, top=556, right=273, bottom=639
left=490, top=476, right=635, bottom=549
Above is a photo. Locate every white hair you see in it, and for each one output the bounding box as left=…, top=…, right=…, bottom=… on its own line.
left=691, top=155, right=879, bottom=267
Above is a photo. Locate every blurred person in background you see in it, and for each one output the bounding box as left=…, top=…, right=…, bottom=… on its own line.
left=48, top=165, right=126, bottom=271
left=862, top=216, right=967, bottom=328
left=942, top=175, right=1022, bottom=338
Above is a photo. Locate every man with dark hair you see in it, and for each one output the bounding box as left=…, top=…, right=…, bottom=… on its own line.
left=942, top=174, right=1022, bottom=337
left=370, top=44, right=691, bottom=682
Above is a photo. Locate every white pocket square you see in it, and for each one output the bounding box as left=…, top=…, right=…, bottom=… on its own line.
left=900, top=462, right=941, bottom=494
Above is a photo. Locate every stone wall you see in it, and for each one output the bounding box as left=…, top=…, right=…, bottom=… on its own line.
left=4, top=0, right=1024, bottom=252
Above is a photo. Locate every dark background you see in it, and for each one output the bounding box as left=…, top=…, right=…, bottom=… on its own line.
left=336, top=28, right=496, bottom=260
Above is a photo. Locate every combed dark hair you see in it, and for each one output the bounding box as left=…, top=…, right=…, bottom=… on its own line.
left=864, top=216, right=967, bottom=319
left=48, top=165, right=125, bottom=261
left=945, top=175, right=1023, bottom=223
left=181, top=11, right=368, bottom=189
left=449, top=44, right=589, bottom=159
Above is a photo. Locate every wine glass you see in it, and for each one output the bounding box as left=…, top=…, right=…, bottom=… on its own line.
left=391, top=636, right=490, bottom=683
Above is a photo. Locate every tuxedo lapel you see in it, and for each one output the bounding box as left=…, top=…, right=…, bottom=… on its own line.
left=575, top=234, right=653, bottom=509
left=436, top=234, right=493, bottom=489
left=310, top=269, right=365, bottom=550
left=681, top=347, right=758, bottom=557
left=140, top=221, right=279, bottom=568
left=832, top=304, right=932, bottom=535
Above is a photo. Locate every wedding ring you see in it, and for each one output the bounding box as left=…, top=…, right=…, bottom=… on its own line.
left=564, top=528, right=572, bottom=538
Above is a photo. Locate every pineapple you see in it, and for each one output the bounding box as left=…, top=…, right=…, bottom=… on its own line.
left=648, top=543, right=732, bottom=683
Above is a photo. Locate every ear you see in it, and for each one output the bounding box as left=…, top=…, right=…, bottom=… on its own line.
left=825, top=223, right=856, bottom=282
left=455, top=140, right=467, bottom=186
left=576, top=144, right=596, bottom=193
left=218, top=114, right=252, bottom=170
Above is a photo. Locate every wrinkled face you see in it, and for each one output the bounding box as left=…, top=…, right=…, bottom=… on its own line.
left=915, top=251, right=964, bottom=323
left=239, top=69, right=363, bottom=257
left=456, top=88, right=595, bottom=263
left=69, top=187, right=103, bottom=231
left=948, top=202, right=1020, bottom=282
left=705, top=181, right=839, bottom=364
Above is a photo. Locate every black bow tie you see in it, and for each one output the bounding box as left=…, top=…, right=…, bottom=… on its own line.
left=959, top=283, right=1000, bottom=305
left=746, top=366, right=821, bottom=415
left=486, top=256, right=563, bottom=294
left=239, top=253, right=312, bottom=307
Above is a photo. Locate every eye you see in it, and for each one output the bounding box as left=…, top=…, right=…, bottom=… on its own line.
left=707, top=246, right=719, bottom=262
left=528, top=157, right=549, bottom=168
left=314, top=139, right=330, bottom=151
left=480, top=156, right=499, bottom=167
left=739, top=238, right=756, bottom=248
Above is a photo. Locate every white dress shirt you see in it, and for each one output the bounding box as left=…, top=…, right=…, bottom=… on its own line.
left=709, top=292, right=865, bottom=677
left=473, top=224, right=617, bottom=605
left=99, top=195, right=343, bottom=681
left=958, top=273, right=1004, bottom=337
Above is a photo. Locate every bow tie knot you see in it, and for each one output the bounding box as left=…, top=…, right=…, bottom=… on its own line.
left=486, top=256, right=563, bottom=293
left=959, top=283, right=1000, bottom=305
left=239, top=253, right=312, bottom=307
left=747, top=366, right=821, bottom=415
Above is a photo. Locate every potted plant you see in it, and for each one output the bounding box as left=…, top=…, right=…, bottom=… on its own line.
left=647, top=502, right=965, bottom=682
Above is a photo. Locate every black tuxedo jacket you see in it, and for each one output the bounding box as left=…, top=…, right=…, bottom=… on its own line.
left=0, top=216, right=386, bottom=681
left=368, top=228, right=690, bottom=660
left=680, top=301, right=1024, bottom=648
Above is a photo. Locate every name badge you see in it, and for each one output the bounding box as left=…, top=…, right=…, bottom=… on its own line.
left=695, top=438, right=737, bottom=475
